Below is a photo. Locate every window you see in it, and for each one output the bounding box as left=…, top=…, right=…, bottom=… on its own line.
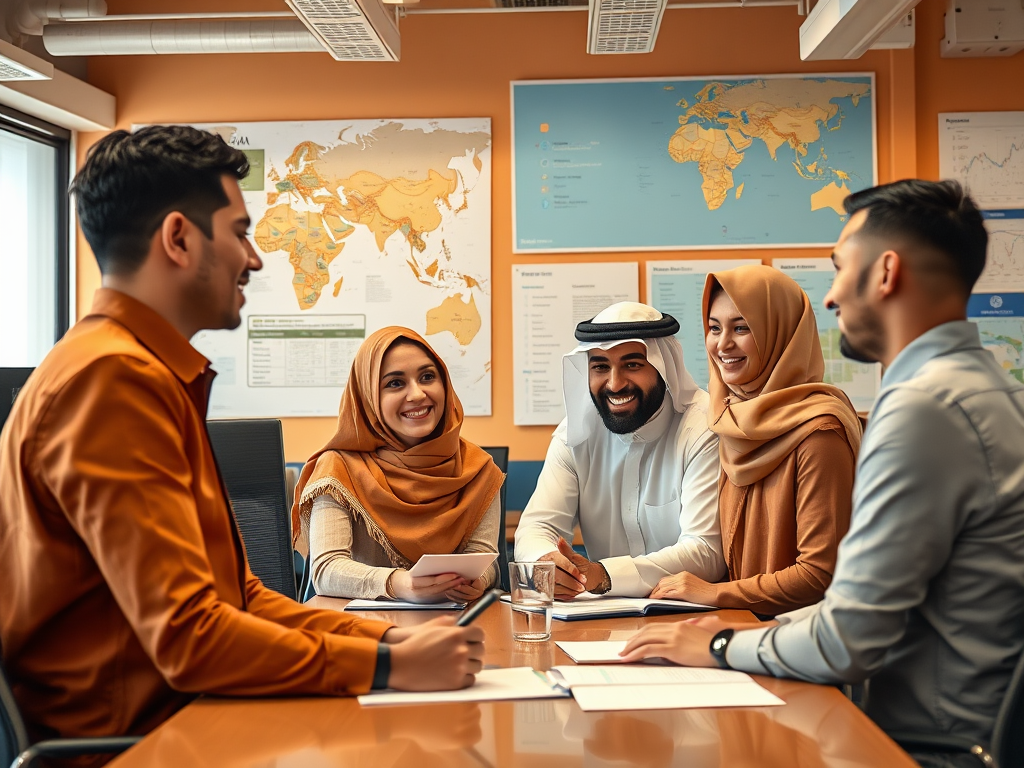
left=0, top=106, right=69, bottom=366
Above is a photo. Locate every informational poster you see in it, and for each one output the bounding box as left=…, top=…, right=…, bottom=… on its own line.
left=512, top=262, right=639, bottom=426
left=180, top=119, right=492, bottom=417
left=645, top=259, right=760, bottom=389
left=512, top=74, right=876, bottom=252
left=773, top=259, right=880, bottom=411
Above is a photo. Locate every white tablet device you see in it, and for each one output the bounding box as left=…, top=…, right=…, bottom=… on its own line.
left=407, top=553, right=499, bottom=580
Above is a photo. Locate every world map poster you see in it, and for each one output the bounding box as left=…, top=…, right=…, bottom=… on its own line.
left=512, top=75, right=876, bottom=252
left=185, top=119, right=492, bottom=417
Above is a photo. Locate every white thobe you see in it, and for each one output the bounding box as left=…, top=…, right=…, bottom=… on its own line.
left=515, top=392, right=724, bottom=597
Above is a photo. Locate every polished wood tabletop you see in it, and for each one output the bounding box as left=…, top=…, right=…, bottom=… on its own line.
left=108, top=597, right=917, bottom=768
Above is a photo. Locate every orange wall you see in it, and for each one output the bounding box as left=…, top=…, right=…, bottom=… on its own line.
left=77, top=0, right=1016, bottom=462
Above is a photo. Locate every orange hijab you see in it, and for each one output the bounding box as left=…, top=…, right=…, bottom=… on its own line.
left=704, top=265, right=862, bottom=487
left=291, top=327, right=504, bottom=566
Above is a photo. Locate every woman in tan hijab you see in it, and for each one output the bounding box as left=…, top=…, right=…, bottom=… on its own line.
left=651, top=265, right=862, bottom=615
left=292, top=327, right=504, bottom=603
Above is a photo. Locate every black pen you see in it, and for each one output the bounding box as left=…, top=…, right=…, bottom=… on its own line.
left=457, top=589, right=503, bottom=627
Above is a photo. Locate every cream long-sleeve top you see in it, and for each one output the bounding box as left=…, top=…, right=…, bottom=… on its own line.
left=309, top=492, right=501, bottom=599
left=514, top=392, right=725, bottom=598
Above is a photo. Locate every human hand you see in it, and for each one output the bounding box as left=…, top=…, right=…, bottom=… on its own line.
left=445, top=575, right=487, bottom=602
left=651, top=571, right=701, bottom=600
left=538, top=538, right=608, bottom=599
left=684, top=614, right=779, bottom=634
left=389, top=569, right=467, bottom=603
left=386, top=616, right=485, bottom=691
left=617, top=621, right=717, bottom=666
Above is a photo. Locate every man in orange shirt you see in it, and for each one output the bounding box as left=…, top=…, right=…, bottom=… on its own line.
left=0, top=126, right=483, bottom=745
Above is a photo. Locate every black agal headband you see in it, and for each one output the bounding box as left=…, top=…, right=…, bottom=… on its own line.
left=574, top=313, right=680, bottom=342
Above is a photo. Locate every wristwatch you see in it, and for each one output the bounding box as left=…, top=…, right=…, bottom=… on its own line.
left=371, top=642, right=391, bottom=689
left=709, top=629, right=735, bottom=669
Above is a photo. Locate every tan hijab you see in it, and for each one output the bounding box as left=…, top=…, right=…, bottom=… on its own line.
left=704, top=265, right=862, bottom=487
left=291, top=327, right=504, bottom=566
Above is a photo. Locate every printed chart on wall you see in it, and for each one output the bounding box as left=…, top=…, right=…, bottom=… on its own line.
left=512, top=263, right=639, bottom=425
left=512, top=74, right=876, bottom=253
left=646, top=260, right=760, bottom=391
left=774, top=259, right=880, bottom=411
left=939, top=112, right=1024, bottom=384
left=182, top=119, right=492, bottom=417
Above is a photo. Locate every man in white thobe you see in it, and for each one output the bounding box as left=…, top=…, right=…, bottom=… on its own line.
left=514, top=302, right=724, bottom=599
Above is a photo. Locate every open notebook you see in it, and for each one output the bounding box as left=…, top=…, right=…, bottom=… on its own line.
left=501, top=593, right=714, bottom=621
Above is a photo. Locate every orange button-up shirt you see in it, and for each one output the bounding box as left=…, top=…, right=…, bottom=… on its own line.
left=0, top=289, right=392, bottom=741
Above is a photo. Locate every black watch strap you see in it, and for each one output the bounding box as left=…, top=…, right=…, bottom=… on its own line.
left=371, top=642, right=391, bottom=689
left=709, top=629, right=735, bottom=669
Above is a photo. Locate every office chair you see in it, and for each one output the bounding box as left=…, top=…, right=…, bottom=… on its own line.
left=300, top=446, right=511, bottom=602
left=0, top=368, right=33, bottom=429
left=207, top=419, right=297, bottom=600
left=891, top=645, right=1024, bottom=768
left=481, top=446, right=510, bottom=592
left=1, top=640, right=139, bottom=768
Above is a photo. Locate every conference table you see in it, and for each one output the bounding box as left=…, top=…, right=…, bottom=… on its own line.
left=108, top=597, right=918, bottom=767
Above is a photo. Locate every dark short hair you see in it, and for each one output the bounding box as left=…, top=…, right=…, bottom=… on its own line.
left=70, top=125, right=250, bottom=275
left=843, top=179, right=987, bottom=295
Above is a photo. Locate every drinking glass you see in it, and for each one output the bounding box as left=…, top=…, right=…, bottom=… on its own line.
left=508, top=561, right=554, bottom=642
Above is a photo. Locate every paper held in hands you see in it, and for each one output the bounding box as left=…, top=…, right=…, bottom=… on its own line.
left=546, top=665, right=785, bottom=712
left=407, top=552, right=498, bottom=580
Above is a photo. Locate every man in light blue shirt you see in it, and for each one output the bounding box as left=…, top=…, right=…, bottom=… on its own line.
left=622, top=180, right=1024, bottom=761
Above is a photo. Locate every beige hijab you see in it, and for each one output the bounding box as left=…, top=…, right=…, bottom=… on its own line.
left=291, top=327, right=504, bottom=566
left=704, top=265, right=862, bottom=487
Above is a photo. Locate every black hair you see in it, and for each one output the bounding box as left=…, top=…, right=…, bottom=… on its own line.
left=70, top=125, right=250, bottom=276
left=843, top=179, right=987, bottom=296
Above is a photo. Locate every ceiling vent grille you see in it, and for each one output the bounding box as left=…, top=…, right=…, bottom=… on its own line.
left=0, top=40, right=54, bottom=80
left=286, top=0, right=400, bottom=61
left=587, top=0, right=668, bottom=54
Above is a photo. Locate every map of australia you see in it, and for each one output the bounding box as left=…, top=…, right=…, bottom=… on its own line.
left=669, top=79, right=871, bottom=214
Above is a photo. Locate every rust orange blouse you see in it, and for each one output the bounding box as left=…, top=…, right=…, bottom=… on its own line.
left=0, top=289, right=392, bottom=742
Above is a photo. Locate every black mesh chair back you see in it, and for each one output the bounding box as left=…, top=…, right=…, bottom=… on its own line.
left=0, top=368, right=33, bottom=429
left=481, top=447, right=510, bottom=592
left=0, top=641, right=30, bottom=768
left=207, top=419, right=296, bottom=600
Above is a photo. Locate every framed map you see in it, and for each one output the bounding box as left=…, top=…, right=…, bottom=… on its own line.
left=182, top=119, right=492, bottom=417
left=512, top=75, right=876, bottom=253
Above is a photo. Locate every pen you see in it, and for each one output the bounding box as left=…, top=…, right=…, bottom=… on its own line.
left=457, top=589, right=503, bottom=627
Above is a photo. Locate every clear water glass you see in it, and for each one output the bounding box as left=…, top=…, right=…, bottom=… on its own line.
left=509, top=561, right=555, bottom=642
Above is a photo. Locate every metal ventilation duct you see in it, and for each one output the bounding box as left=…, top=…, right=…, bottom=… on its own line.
left=42, top=19, right=325, bottom=55
left=587, top=0, right=668, bottom=54
left=286, top=0, right=401, bottom=61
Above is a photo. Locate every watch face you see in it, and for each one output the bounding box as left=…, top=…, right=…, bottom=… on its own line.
left=712, top=636, right=729, bottom=653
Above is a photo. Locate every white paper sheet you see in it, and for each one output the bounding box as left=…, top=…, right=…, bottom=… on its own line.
left=551, top=665, right=752, bottom=687
left=569, top=682, right=784, bottom=711
left=556, top=640, right=631, bottom=664
left=344, top=599, right=465, bottom=611
left=358, top=667, right=569, bottom=707
left=407, top=552, right=498, bottom=580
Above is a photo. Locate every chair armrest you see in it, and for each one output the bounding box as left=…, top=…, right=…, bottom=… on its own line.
left=13, top=735, right=141, bottom=768
left=887, top=731, right=995, bottom=767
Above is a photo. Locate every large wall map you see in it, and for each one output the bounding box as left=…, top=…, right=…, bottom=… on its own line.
left=512, top=75, right=875, bottom=252
left=188, top=119, right=492, bottom=418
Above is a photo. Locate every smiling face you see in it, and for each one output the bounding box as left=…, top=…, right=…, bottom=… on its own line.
left=587, top=341, right=667, bottom=434
left=706, top=290, right=763, bottom=391
left=378, top=340, right=446, bottom=448
left=186, top=175, right=263, bottom=332
left=823, top=209, right=886, bottom=364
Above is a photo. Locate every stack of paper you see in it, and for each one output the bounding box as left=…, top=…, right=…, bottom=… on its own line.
left=344, top=599, right=466, bottom=611
left=358, top=667, right=569, bottom=706
left=546, top=665, right=785, bottom=711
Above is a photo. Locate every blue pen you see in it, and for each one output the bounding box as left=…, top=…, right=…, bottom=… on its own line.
left=457, top=589, right=503, bottom=627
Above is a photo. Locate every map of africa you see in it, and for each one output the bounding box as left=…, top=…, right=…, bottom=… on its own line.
left=513, top=75, right=875, bottom=252
left=187, top=119, right=492, bottom=419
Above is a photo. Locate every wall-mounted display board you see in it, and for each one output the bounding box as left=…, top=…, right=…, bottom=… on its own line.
left=512, top=262, right=639, bottom=426
left=512, top=75, right=876, bottom=253
left=180, top=119, right=492, bottom=417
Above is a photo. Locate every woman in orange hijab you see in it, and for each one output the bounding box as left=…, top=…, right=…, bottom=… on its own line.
left=292, top=327, right=504, bottom=603
left=651, top=265, right=862, bottom=615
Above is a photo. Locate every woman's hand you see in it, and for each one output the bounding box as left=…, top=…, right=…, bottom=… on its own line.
left=650, top=571, right=700, bottom=600
left=388, top=569, right=466, bottom=603
left=445, top=576, right=487, bottom=603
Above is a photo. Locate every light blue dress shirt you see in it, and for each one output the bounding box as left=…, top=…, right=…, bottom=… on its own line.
left=726, top=321, right=1024, bottom=743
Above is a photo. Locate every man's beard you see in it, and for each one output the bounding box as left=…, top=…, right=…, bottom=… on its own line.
left=839, top=334, right=876, bottom=363
left=591, top=377, right=667, bottom=435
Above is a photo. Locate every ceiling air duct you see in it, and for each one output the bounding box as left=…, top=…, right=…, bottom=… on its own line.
left=286, top=0, right=400, bottom=61
left=587, top=0, right=668, bottom=54
left=799, top=0, right=921, bottom=61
